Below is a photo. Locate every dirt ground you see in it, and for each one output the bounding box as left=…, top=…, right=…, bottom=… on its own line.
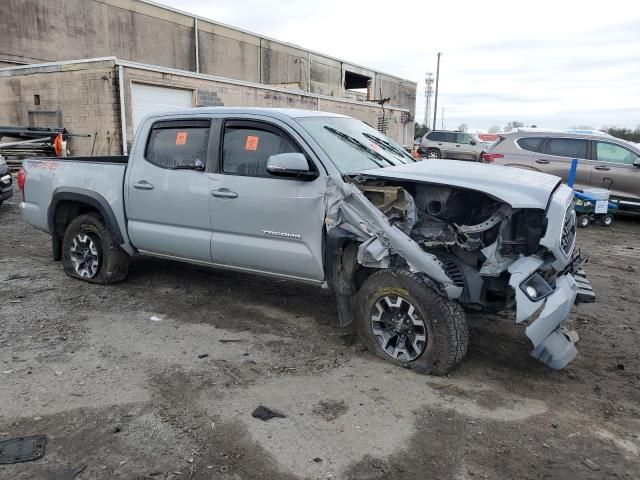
left=1, top=186, right=638, bottom=480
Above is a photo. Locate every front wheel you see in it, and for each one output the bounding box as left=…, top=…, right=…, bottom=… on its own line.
left=356, top=268, right=468, bottom=375
left=61, top=213, right=129, bottom=284
left=577, top=214, right=591, bottom=228
left=426, top=149, right=441, bottom=160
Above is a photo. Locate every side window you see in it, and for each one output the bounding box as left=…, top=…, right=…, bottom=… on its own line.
left=146, top=120, right=210, bottom=169
left=442, top=132, right=457, bottom=143
left=517, top=137, right=545, bottom=153
left=457, top=133, right=472, bottom=144
left=426, top=132, right=441, bottom=141
left=544, top=138, right=588, bottom=159
left=596, top=142, right=638, bottom=165
left=222, top=124, right=302, bottom=177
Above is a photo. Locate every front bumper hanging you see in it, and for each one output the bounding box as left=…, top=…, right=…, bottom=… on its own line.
left=508, top=252, right=594, bottom=369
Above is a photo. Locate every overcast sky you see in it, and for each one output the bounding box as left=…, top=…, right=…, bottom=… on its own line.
left=158, top=0, right=639, bottom=132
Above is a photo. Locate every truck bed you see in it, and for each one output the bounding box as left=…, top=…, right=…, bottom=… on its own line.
left=20, top=157, right=130, bottom=247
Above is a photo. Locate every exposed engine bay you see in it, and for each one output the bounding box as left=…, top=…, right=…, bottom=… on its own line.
left=348, top=176, right=547, bottom=309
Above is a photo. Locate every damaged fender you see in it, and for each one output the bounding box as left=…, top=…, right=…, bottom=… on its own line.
left=508, top=256, right=579, bottom=369
left=325, top=175, right=463, bottom=299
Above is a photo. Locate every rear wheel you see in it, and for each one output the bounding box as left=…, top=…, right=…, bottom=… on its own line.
left=357, top=268, right=468, bottom=375
left=61, top=214, right=129, bottom=284
left=426, top=149, right=441, bottom=160
left=599, top=214, right=614, bottom=227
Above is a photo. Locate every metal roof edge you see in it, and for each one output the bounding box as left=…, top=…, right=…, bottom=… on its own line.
left=134, top=0, right=416, bottom=85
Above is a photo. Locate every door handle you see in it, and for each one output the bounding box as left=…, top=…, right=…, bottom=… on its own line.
left=133, top=181, right=154, bottom=190
left=595, top=166, right=610, bottom=171
left=535, top=159, right=550, bottom=164
left=211, top=188, right=238, bottom=199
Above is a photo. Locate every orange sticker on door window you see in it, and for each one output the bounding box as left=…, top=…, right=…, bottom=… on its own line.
left=176, top=132, right=188, bottom=145
left=245, top=135, right=259, bottom=151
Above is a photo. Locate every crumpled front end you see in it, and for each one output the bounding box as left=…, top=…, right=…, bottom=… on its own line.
left=325, top=173, right=594, bottom=369
left=508, top=184, right=594, bottom=368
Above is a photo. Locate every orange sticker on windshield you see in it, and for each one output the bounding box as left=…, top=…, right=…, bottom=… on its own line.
left=245, top=135, right=259, bottom=151
left=176, top=132, right=188, bottom=145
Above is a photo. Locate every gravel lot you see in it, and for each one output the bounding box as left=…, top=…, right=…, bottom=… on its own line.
left=1, top=185, right=639, bottom=479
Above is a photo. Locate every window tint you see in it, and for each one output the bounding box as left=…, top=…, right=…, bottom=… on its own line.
left=223, top=125, right=302, bottom=177
left=443, top=132, right=457, bottom=143
left=517, top=137, right=545, bottom=153
left=426, top=131, right=442, bottom=141
left=457, top=133, right=472, bottom=144
left=146, top=122, right=210, bottom=169
left=596, top=142, right=638, bottom=165
left=544, top=138, right=588, bottom=159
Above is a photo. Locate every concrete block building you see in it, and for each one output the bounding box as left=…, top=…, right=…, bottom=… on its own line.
left=0, top=0, right=417, bottom=154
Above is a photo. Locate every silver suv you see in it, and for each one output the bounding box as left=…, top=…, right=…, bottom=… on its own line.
left=419, top=130, right=485, bottom=161
left=484, top=130, right=640, bottom=206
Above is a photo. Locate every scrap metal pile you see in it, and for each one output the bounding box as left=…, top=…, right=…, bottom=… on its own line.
left=0, top=126, right=68, bottom=172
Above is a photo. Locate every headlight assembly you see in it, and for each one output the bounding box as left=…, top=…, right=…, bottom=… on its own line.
left=520, top=273, right=553, bottom=302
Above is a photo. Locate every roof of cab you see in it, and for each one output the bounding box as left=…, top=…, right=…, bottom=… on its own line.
left=147, top=107, right=348, bottom=120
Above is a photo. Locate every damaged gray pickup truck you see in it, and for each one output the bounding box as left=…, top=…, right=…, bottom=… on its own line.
left=20, top=108, right=595, bottom=374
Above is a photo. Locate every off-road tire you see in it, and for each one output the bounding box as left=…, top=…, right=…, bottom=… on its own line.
left=61, top=213, right=129, bottom=284
left=426, top=149, right=441, bottom=159
left=357, top=268, right=468, bottom=375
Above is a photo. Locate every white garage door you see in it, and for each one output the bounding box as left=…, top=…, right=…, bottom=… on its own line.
left=131, top=83, right=193, bottom=131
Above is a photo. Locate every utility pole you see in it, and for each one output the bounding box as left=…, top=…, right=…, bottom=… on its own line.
left=432, top=52, right=442, bottom=131
left=424, top=72, right=434, bottom=128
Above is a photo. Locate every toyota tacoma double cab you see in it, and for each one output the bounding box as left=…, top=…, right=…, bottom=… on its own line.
left=19, top=108, right=594, bottom=374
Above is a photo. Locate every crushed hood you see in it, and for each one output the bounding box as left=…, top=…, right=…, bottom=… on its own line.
left=359, top=160, right=561, bottom=209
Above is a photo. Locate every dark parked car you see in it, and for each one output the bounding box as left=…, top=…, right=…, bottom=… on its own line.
left=0, top=156, right=13, bottom=207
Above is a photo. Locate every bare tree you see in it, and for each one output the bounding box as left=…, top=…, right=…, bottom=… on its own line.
left=457, top=123, right=468, bottom=133
left=504, top=121, right=524, bottom=132
left=488, top=125, right=501, bottom=134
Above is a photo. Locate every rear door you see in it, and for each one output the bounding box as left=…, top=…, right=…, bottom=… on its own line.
left=590, top=140, right=640, bottom=202
left=208, top=118, right=326, bottom=282
left=440, top=132, right=458, bottom=159
left=534, top=137, right=591, bottom=189
left=125, top=118, right=216, bottom=262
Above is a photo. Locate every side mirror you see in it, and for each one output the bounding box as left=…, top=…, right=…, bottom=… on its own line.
left=469, top=139, right=477, bottom=146
left=266, top=153, right=318, bottom=180
left=635, top=156, right=640, bottom=167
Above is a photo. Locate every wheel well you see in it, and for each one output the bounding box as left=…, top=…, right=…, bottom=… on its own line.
left=52, top=201, right=103, bottom=241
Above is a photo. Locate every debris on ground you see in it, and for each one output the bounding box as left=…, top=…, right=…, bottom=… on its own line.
left=149, top=315, right=163, bottom=322
left=251, top=406, right=286, bottom=421
left=198, top=354, right=209, bottom=359
left=0, top=435, right=47, bottom=464
left=582, top=458, right=601, bottom=471
left=219, top=339, right=242, bottom=343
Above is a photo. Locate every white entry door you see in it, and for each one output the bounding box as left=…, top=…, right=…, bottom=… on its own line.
left=131, top=83, right=193, bottom=132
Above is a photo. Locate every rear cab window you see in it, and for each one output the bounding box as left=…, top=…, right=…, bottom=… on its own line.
left=146, top=120, right=210, bottom=169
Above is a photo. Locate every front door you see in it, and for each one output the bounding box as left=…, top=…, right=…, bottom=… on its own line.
left=590, top=140, right=640, bottom=203
left=209, top=119, right=325, bottom=282
left=454, top=133, right=476, bottom=160
left=126, top=118, right=215, bottom=262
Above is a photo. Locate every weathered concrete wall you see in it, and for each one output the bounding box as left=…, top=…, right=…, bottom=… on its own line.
left=121, top=66, right=409, bottom=146
left=0, top=63, right=121, bottom=155
left=0, top=60, right=412, bottom=156
left=0, top=0, right=416, bottom=112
